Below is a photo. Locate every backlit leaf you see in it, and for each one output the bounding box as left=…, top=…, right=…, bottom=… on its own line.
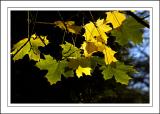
left=61, top=41, right=81, bottom=59
left=111, top=17, right=145, bottom=45
left=35, top=55, right=67, bottom=85
left=106, top=11, right=126, bottom=28
left=67, top=57, right=92, bottom=70
left=83, top=19, right=112, bottom=43
left=100, top=62, right=136, bottom=85
left=76, top=65, right=92, bottom=78
left=11, top=34, right=49, bottom=61
left=103, top=46, right=118, bottom=64
left=81, top=41, right=105, bottom=57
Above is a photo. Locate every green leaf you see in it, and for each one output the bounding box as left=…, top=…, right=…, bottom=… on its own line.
left=111, top=17, right=145, bottom=45
left=61, top=42, right=81, bottom=59
left=100, top=62, right=136, bottom=85
left=67, top=57, right=91, bottom=70
left=11, top=38, right=30, bottom=61
left=63, top=69, right=74, bottom=78
left=11, top=34, right=49, bottom=61
left=100, top=65, right=114, bottom=80
left=36, top=55, right=67, bottom=85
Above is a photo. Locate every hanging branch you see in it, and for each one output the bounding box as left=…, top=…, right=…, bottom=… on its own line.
left=126, top=11, right=150, bottom=28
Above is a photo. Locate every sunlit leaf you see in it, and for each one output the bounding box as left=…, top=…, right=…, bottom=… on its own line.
left=76, top=65, right=92, bottom=78
left=36, top=55, right=68, bottom=85
left=83, top=19, right=112, bottom=43
left=103, top=46, right=118, bottom=64
left=105, top=11, right=126, bottom=29
left=11, top=34, right=49, bottom=61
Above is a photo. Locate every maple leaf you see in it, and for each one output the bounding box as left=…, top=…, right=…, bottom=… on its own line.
left=61, top=41, right=81, bottom=59
left=83, top=19, right=112, bottom=43
left=103, top=46, right=118, bottom=64
left=54, top=21, right=82, bottom=34
left=11, top=34, right=49, bottom=61
left=105, top=11, right=126, bottom=29
left=81, top=41, right=105, bottom=57
left=67, top=57, right=92, bottom=70
left=76, top=65, right=92, bottom=78
left=36, top=55, right=73, bottom=85
left=111, top=17, right=145, bottom=45
left=100, top=62, right=135, bottom=85
left=81, top=41, right=117, bottom=65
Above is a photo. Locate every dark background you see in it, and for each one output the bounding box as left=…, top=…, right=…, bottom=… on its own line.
left=11, top=11, right=149, bottom=103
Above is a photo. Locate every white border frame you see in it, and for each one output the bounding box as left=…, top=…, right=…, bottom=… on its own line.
left=1, top=1, right=159, bottom=113
left=7, top=7, right=152, bottom=107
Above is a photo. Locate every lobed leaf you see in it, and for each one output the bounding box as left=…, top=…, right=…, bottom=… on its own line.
left=11, top=34, right=49, bottom=61
left=100, top=62, right=136, bottom=85
left=111, top=17, right=145, bottom=45
left=76, top=65, right=92, bottom=78
left=61, top=41, right=81, bottom=59
left=36, top=55, right=74, bottom=85
left=105, top=11, right=126, bottom=29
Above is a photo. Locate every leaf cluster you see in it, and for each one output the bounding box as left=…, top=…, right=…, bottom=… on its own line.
left=11, top=11, right=146, bottom=85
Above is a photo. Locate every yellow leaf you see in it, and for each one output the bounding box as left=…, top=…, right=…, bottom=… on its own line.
left=83, top=19, right=112, bottom=43
left=54, top=21, right=82, bottom=34
left=81, top=41, right=106, bottom=57
left=103, top=46, right=118, bottom=64
left=106, top=11, right=126, bottom=28
left=76, top=65, right=92, bottom=78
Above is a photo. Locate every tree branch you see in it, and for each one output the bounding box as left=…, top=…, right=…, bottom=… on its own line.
left=126, top=11, right=150, bottom=28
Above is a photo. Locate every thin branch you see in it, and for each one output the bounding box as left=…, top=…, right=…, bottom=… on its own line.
left=31, top=11, right=38, bottom=34
left=142, top=15, right=149, bottom=20
left=12, top=40, right=29, bottom=58
left=38, top=36, right=47, bottom=46
left=35, top=21, right=54, bottom=25
left=126, top=11, right=150, bottom=28
left=136, top=46, right=149, bottom=59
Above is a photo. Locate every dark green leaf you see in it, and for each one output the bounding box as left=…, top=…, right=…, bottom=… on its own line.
left=111, top=17, right=145, bottom=45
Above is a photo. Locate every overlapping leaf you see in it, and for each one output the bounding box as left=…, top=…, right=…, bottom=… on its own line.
left=105, top=11, right=126, bottom=29
left=83, top=19, right=112, bottom=43
left=103, top=46, right=118, bottom=64
left=61, top=41, right=81, bottom=59
left=100, top=62, right=136, bottom=85
left=54, top=21, right=82, bottom=34
left=111, top=17, right=145, bottom=45
left=36, top=55, right=73, bottom=85
left=11, top=34, right=49, bottom=61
